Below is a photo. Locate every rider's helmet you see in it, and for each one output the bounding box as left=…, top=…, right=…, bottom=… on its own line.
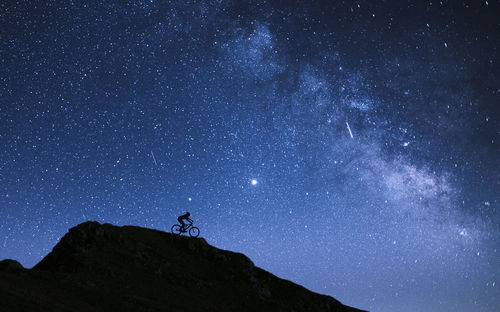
left=186, top=212, right=190, bottom=216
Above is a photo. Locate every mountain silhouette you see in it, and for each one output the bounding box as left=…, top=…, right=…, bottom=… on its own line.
left=0, top=221, right=367, bottom=312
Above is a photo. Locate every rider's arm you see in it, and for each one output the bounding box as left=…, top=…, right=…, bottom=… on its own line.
left=188, top=217, right=193, bottom=223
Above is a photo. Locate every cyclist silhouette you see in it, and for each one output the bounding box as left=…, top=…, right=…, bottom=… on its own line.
left=177, top=212, right=193, bottom=232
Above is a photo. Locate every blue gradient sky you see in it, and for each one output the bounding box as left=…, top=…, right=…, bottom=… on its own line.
left=1, top=1, right=499, bottom=311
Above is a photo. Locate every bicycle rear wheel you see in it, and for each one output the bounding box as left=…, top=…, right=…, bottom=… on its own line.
left=171, top=224, right=182, bottom=235
left=189, top=227, right=200, bottom=238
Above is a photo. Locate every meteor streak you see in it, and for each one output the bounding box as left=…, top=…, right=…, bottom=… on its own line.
left=346, top=120, right=354, bottom=139
left=151, top=150, right=158, bottom=166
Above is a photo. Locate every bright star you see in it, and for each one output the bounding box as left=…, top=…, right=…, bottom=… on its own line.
left=251, top=179, right=258, bottom=185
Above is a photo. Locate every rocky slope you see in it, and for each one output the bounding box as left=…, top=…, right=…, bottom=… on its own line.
left=0, top=221, right=367, bottom=312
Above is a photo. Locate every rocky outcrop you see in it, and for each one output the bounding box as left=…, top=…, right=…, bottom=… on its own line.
left=0, top=259, right=24, bottom=272
left=35, top=221, right=114, bottom=271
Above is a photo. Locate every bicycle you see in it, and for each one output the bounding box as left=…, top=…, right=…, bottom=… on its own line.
left=171, top=221, right=200, bottom=237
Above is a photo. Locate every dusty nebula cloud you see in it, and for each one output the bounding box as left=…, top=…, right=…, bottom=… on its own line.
left=1, top=1, right=498, bottom=311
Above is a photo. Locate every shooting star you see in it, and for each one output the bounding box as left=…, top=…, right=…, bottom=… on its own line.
left=346, top=120, right=354, bottom=139
left=151, top=150, right=158, bottom=166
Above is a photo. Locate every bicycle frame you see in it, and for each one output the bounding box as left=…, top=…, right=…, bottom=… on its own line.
left=172, top=222, right=200, bottom=237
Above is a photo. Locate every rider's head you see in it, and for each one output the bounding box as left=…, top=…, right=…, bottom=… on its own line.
left=186, top=212, right=190, bottom=216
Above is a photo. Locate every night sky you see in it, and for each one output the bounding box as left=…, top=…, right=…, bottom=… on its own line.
left=1, top=1, right=499, bottom=311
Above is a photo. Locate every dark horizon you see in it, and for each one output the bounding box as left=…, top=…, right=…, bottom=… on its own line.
left=1, top=1, right=499, bottom=311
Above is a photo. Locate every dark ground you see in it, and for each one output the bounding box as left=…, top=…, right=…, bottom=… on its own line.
left=0, top=221, right=367, bottom=312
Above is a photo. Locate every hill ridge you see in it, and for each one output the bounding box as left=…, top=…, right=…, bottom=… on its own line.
left=1, top=221, right=368, bottom=312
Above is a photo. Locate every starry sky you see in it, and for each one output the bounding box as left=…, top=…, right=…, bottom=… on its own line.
left=1, top=1, right=499, bottom=311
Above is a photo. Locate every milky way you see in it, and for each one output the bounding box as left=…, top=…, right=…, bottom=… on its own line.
left=1, top=1, right=499, bottom=311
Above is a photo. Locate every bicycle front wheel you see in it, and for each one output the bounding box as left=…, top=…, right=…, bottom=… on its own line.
left=189, top=227, right=200, bottom=238
left=171, top=224, right=182, bottom=235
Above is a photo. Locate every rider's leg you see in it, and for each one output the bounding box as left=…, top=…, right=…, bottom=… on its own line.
left=178, top=218, right=185, bottom=232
